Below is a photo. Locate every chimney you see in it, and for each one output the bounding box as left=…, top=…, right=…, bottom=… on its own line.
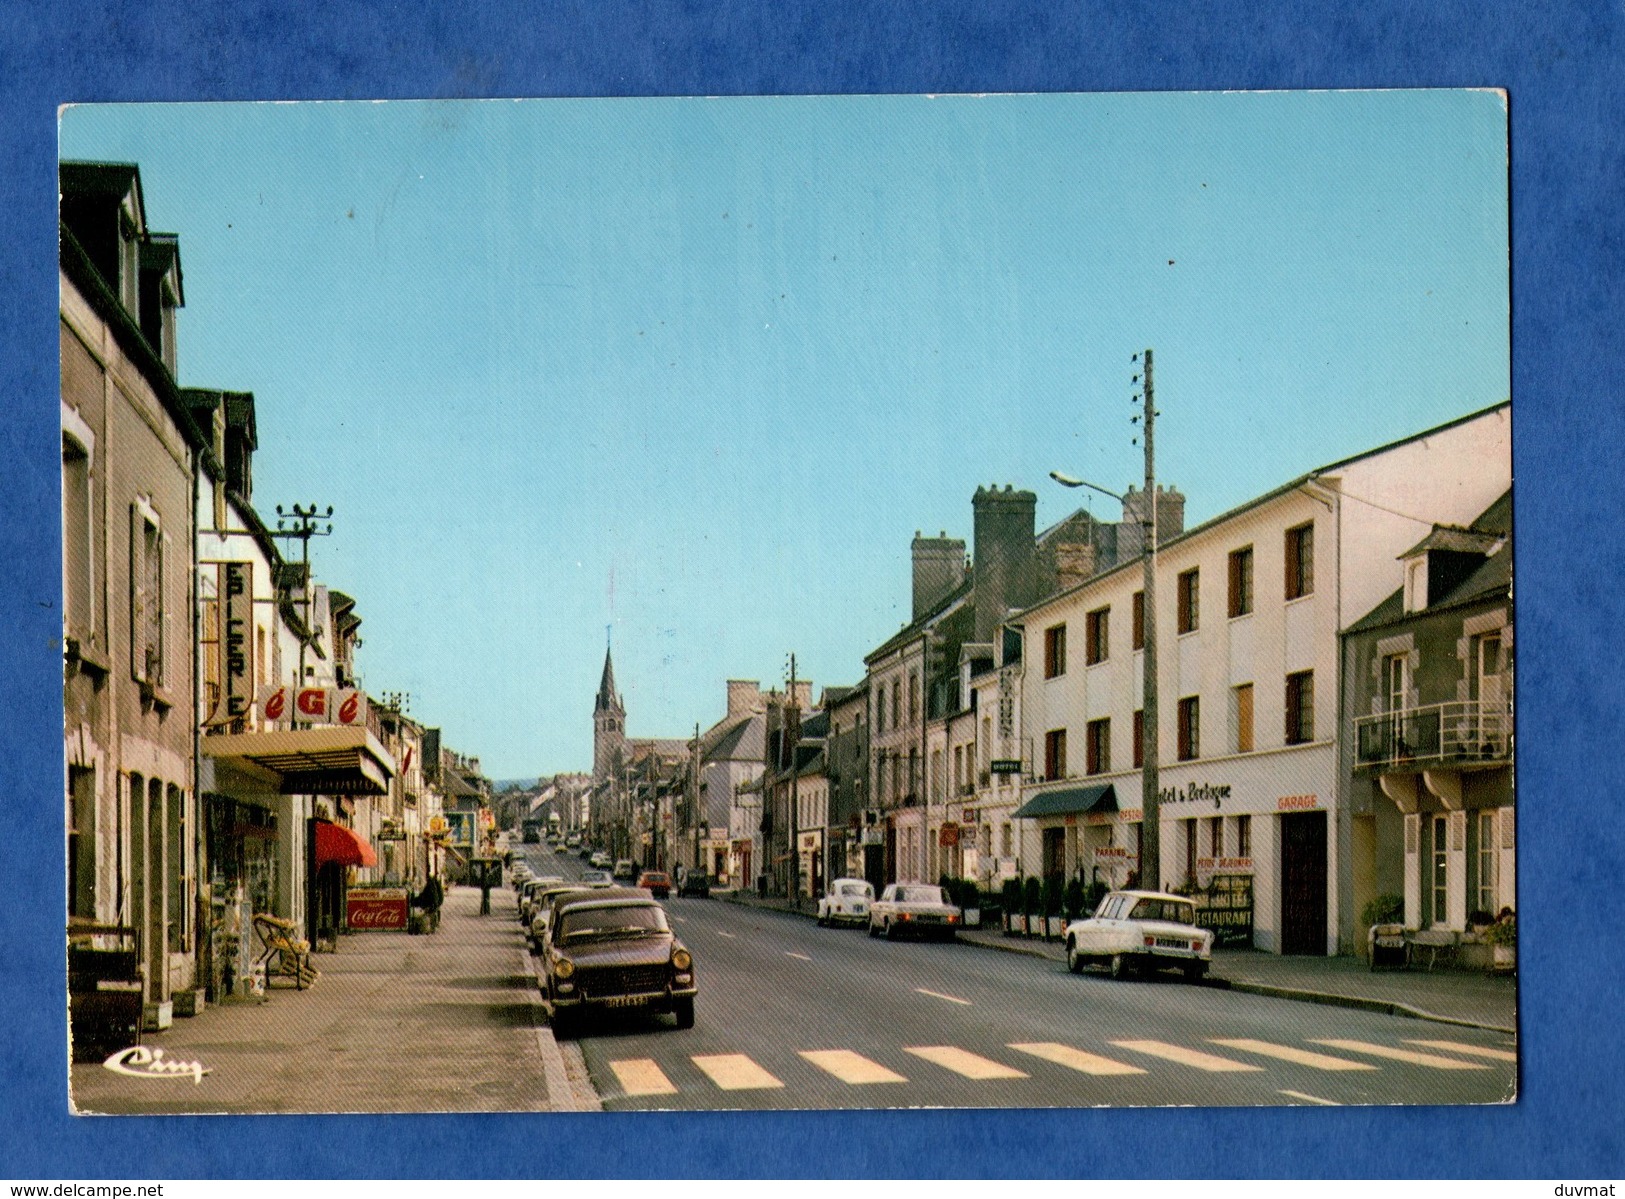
left=726, top=679, right=765, bottom=717
left=1053, top=542, right=1096, bottom=591
left=1156, top=486, right=1186, bottom=544
left=790, top=680, right=814, bottom=711
left=911, top=530, right=967, bottom=619
left=972, top=485, right=1038, bottom=644
left=1120, top=483, right=1187, bottom=556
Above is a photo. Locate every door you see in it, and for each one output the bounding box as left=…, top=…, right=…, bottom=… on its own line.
left=1279, top=810, right=1328, bottom=955
left=1042, top=827, right=1065, bottom=881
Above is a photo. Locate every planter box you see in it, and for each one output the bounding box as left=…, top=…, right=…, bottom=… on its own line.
left=1047, top=916, right=1067, bottom=939
left=1006, top=914, right=1026, bottom=936
left=962, top=908, right=982, bottom=929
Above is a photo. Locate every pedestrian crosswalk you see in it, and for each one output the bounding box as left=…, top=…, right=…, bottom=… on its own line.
left=597, top=1032, right=1514, bottom=1102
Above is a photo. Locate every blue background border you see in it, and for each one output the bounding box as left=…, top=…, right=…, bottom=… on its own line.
left=4, top=0, right=1621, bottom=1180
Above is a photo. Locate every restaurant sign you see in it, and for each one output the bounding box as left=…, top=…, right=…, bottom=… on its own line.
left=346, top=887, right=408, bottom=930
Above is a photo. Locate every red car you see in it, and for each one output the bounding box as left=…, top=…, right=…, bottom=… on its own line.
left=637, top=870, right=672, bottom=899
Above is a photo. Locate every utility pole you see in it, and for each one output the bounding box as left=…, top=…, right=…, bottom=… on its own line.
left=1136, top=349, right=1161, bottom=890
left=787, top=652, right=800, bottom=907
left=691, top=721, right=702, bottom=875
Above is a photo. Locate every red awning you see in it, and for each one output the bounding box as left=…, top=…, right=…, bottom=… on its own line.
left=314, top=820, right=377, bottom=868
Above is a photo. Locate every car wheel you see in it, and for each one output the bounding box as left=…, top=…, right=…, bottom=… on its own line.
left=673, top=997, right=695, bottom=1029
left=1110, top=953, right=1131, bottom=980
left=551, top=1008, right=577, bottom=1040
left=868, top=919, right=879, bottom=938
left=884, top=919, right=898, bottom=941
left=1067, top=938, right=1084, bottom=974
left=816, top=911, right=827, bottom=927
left=1182, top=962, right=1207, bottom=984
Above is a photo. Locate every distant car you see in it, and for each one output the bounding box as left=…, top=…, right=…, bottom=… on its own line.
left=1062, top=890, right=1214, bottom=982
left=580, top=869, right=615, bottom=888
left=589, top=851, right=612, bottom=870
left=510, top=864, right=532, bottom=891
left=637, top=870, right=672, bottom=898
left=817, top=878, right=875, bottom=927
left=612, top=858, right=639, bottom=881
left=868, top=883, right=962, bottom=941
left=676, top=871, right=711, bottom=898
left=539, top=889, right=696, bottom=1037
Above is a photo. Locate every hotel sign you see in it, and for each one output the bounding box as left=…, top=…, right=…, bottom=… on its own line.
left=1159, top=781, right=1232, bottom=805
left=990, top=759, right=1022, bottom=776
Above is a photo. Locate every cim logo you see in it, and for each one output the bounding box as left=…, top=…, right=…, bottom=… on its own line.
left=103, top=1045, right=211, bottom=1085
left=260, top=686, right=367, bottom=727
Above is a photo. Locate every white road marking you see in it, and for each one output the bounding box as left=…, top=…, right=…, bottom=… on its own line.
left=691, top=1053, right=784, bottom=1090
left=1209, top=1039, right=1377, bottom=1071
left=1279, top=1089, right=1341, bottom=1106
left=1110, top=1040, right=1264, bottom=1073
left=715, top=930, right=736, bottom=939
left=609, top=1058, right=678, bottom=1096
left=904, top=1046, right=1027, bottom=1080
left=799, top=1049, right=907, bottom=1084
left=914, top=987, right=972, bottom=1006
left=785, top=951, right=812, bottom=961
left=1311, top=1040, right=1488, bottom=1070
left=1008, top=1042, right=1146, bottom=1076
left=1403, top=1039, right=1518, bottom=1063
left=670, top=915, right=687, bottom=923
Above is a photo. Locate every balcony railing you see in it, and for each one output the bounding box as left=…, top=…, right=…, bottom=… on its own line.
left=1353, top=701, right=1511, bottom=769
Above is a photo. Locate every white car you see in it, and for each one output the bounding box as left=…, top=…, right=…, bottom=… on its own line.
left=816, top=878, right=875, bottom=927
left=867, top=883, right=962, bottom=941
left=1062, top=890, right=1213, bottom=982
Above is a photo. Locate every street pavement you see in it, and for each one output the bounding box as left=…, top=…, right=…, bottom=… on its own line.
left=558, top=890, right=1517, bottom=1111
left=69, top=881, right=590, bottom=1115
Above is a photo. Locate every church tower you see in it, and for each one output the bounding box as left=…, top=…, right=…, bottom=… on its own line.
left=593, top=643, right=626, bottom=786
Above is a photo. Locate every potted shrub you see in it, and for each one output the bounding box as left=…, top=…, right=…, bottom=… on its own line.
left=1002, top=878, right=1024, bottom=935
left=1482, top=910, right=1516, bottom=971
left=1022, top=877, right=1042, bottom=939
left=1041, top=876, right=1065, bottom=939
left=1063, top=877, right=1087, bottom=924
left=959, top=880, right=982, bottom=929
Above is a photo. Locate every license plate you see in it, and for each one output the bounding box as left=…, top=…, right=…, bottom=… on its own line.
left=603, top=995, right=651, bottom=1008
left=1154, top=937, right=1188, bottom=948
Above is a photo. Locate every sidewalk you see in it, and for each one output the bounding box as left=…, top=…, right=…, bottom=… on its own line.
left=718, top=888, right=1518, bottom=1036
left=69, top=883, right=589, bottom=1114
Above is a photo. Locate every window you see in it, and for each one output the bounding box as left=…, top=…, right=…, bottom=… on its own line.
left=131, top=501, right=164, bottom=687
left=1086, top=717, right=1111, bottom=775
left=1044, top=729, right=1067, bottom=781
left=1177, top=569, right=1199, bottom=634
left=891, top=681, right=900, bottom=731
left=168, top=783, right=187, bottom=950
left=1132, top=709, right=1144, bottom=769
left=1208, top=815, right=1223, bottom=858
left=1233, top=683, right=1254, bottom=753
left=1001, top=823, right=1013, bottom=857
left=1044, top=624, right=1067, bottom=679
left=1384, top=654, right=1408, bottom=713
left=1085, top=607, right=1109, bottom=665
left=1235, top=814, right=1252, bottom=859
left=908, top=672, right=918, bottom=723
left=1285, top=670, right=1315, bottom=745
left=1431, top=814, right=1449, bottom=926
left=1132, top=591, right=1145, bottom=650
left=62, top=432, right=94, bottom=638
left=1477, top=811, right=1498, bottom=913
left=67, top=766, right=96, bottom=920
left=1177, top=696, right=1200, bottom=760
left=1285, top=522, right=1314, bottom=600
left=1184, top=819, right=1198, bottom=882
left=1228, top=546, right=1254, bottom=618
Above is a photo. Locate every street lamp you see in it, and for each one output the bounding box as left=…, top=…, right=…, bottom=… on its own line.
left=1048, top=348, right=1161, bottom=890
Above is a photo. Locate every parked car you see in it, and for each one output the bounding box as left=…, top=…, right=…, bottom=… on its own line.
left=676, top=871, right=711, bottom=898
left=867, top=883, right=962, bottom=941
left=636, top=870, right=672, bottom=898
left=612, top=858, right=639, bottom=881
left=817, top=878, right=875, bottom=927
left=510, top=864, right=532, bottom=891
left=539, top=888, right=697, bottom=1037
left=590, top=851, right=614, bottom=870
left=527, top=883, right=589, bottom=953
left=1062, top=890, right=1214, bottom=981
left=580, top=869, right=615, bottom=888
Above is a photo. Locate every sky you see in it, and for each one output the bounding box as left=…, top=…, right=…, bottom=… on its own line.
left=58, top=91, right=1509, bottom=780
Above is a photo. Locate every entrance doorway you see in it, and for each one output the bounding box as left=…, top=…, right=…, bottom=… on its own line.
left=1042, top=827, right=1065, bottom=881
left=1279, top=810, right=1328, bottom=955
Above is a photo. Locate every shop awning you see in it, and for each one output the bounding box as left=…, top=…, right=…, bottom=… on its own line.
left=201, top=725, right=396, bottom=796
left=1012, top=783, right=1119, bottom=820
left=315, top=819, right=377, bottom=868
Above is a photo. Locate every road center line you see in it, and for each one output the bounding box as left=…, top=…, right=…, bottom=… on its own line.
left=914, top=987, right=972, bottom=1006
left=1279, top=1089, right=1341, bottom=1106
left=785, top=951, right=812, bottom=961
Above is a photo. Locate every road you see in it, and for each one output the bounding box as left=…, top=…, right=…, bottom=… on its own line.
left=513, top=841, right=1517, bottom=1111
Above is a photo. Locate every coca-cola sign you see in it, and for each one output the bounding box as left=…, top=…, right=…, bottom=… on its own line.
left=346, top=887, right=408, bottom=930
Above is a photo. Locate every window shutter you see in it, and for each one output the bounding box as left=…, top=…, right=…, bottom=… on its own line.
left=130, top=503, right=146, bottom=681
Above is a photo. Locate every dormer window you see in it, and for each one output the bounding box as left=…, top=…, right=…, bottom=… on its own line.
left=1404, top=557, right=1428, bottom=612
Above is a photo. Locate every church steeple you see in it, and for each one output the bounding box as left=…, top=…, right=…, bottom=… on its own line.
left=595, top=644, right=622, bottom=715
left=593, top=635, right=626, bottom=786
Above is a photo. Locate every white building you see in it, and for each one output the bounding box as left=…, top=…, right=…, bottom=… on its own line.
left=1010, top=403, right=1511, bottom=954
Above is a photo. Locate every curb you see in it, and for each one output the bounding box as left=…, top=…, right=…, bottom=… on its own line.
left=519, top=948, right=600, bottom=1112
left=717, top=889, right=1513, bottom=1035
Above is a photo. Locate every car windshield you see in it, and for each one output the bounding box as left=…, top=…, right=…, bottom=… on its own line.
left=582, top=870, right=611, bottom=883
left=897, top=886, right=947, bottom=904
left=1129, top=899, right=1195, bottom=924
left=558, top=905, right=670, bottom=940
left=837, top=883, right=870, bottom=897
